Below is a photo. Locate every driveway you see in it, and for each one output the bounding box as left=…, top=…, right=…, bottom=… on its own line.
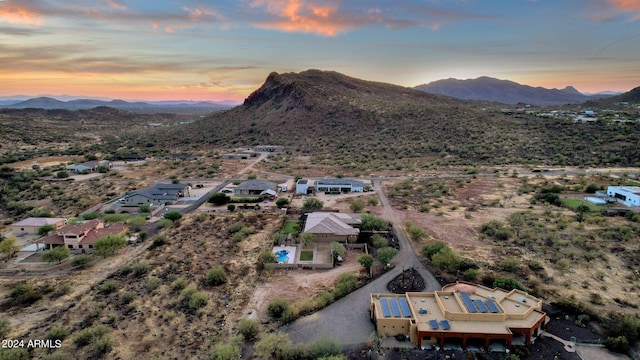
left=282, top=179, right=440, bottom=345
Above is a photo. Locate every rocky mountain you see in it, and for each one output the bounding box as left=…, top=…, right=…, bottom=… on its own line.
left=584, top=86, right=640, bottom=107
left=166, top=69, right=640, bottom=167
left=414, top=77, right=609, bottom=106
left=4, top=97, right=232, bottom=114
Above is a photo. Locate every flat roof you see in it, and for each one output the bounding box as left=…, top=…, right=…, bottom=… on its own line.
left=372, top=282, right=546, bottom=336
left=13, top=217, right=66, bottom=227
left=608, top=186, right=640, bottom=195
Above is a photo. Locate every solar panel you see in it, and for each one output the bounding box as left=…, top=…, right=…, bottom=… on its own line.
left=390, top=298, right=402, bottom=317
left=474, top=299, right=488, bottom=313
left=429, top=319, right=439, bottom=330
left=399, top=298, right=412, bottom=317
left=380, top=298, right=391, bottom=318
left=459, top=293, right=477, bottom=313
left=484, top=300, right=500, bottom=313
left=440, top=320, right=451, bottom=330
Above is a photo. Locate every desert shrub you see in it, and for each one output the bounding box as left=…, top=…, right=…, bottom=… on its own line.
left=98, top=279, right=120, bottom=295
left=237, top=318, right=261, bottom=341
left=90, top=335, right=113, bottom=357
left=121, top=261, right=149, bottom=277
left=171, top=277, right=187, bottom=292
left=302, top=197, right=323, bottom=211
left=330, top=242, right=346, bottom=258
left=258, top=251, right=277, bottom=270
left=228, top=222, right=246, bottom=234
left=606, top=336, right=629, bottom=353
left=349, top=199, right=365, bottom=212
left=9, top=284, right=41, bottom=306
left=531, top=192, right=561, bottom=206
left=422, top=241, right=446, bottom=259
left=209, top=192, right=230, bottom=205
left=187, top=291, right=208, bottom=312
left=71, top=254, right=93, bottom=267
left=73, top=324, right=110, bottom=347
left=499, top=258, right=521, bottom=273
left=227, top=204, right=236, bottom=212
left=268, top=297, right=292, bottom=320
left=157, top=219, right=173, bottom=228
left=164, top=211, right=182, bottom=221
left=275, top=198, right=289, bottom=208
left=210, top=342, right=241, bottom=360
left=463, top=268, right=478, bottom=280
left=103, top=213, right=128, bottom=223
left=528, top=260, right=544, bottom=271
left=150, top=235, right=167, bottom=249
left=206, top=266, right=228, bottom=286
left=254, top=332, right=292, bottom=360
left=146, top=276, right=162, bottom=292
left=0, top=348, right=29, bottom=360
left=334, top=273, right=358, bottom=298
left=404, top=221, right=427, bottom=241
left=0, top=317, right=10, bottom=338
left=493, top=277, right=526, bottom=291
left=82, top=211, right=100, bottom=220
left=307, top=337, right=342, bottom=358
left=45, top=324, right=69, bottom=341
left=94, top=234, right=126, bottom=257
left=120, top=291, right=136, bottom=304
left=431, top=246, right=461, bottom=272
left=42, top=246, right=70, bottom=264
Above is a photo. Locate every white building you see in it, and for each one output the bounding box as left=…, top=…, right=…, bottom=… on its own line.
left=316, top=178, right=364, bottom=193
left=607, top=186, right=640, bottom=207
left=296, top=179, right=310, bottom=194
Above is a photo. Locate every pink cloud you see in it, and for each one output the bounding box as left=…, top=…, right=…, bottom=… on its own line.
left=248, top=0, right=370, bottom=36
left=607, top=0, right=640, bottom=20
left=105, top=0, right=127, bottom=11
left=0, top=1, right=42, bottom=25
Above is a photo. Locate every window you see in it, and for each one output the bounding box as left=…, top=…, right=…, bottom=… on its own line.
left=78, top=245, right=83, bottom=249
left=68, top=245, right=73, bottom=249
left=89, top=245, right=93, bottom=249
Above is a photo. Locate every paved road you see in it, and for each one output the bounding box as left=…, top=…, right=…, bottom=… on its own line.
left=283, top=179, right=440, bottom=346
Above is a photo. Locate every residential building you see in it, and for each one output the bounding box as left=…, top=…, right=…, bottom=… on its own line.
left=66, top=160, right=111, bottom=174
left=11, top=217, right=67, bottom=235
left=370, top=282, right=548, bottom=350
left=607, top=186, right=640, bottom=207
left=121, top=183, right=190, bottom=205
left=303, top=212, right=361, bottom=243
left=296, top=179, right=309, bottom=194
left=234, top=180, right=277, bottom=196
left=253, top=145, right=284, bottom=152
left=37, top=219, right=128, bottom=253
left=316, top=178, right=364, bottom=193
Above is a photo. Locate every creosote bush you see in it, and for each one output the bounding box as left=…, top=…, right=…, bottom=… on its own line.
left=206, top=266, right=227, bottom=286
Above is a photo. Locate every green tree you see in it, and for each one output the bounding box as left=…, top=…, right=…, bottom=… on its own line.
left=94, top=234, right=127, bottom=257
left=405, top=221, right=427, bottom=241
left=358, top=254, right=374, bottom=275
left=493, top=277, right=526, bottom=291
left=299, top=232, right=316, bottom=245
left=371, top=234, right=388, bottom=248
left=164, top=211, right=182, bottom=221
left=71, top=254, right=93, bottom=267
left=360, top=213, right=390, bottom=231
left=422, top=241, right=446, bottom=259
left=0, top=237, right=20, bottom=260
left=576, top=204, right=591, bottom=223
left=258, top=251, right=277, bottom=270
left=377, top=247, right=398, bottom=267
left=330, top=242, right=346, bottom=258
left=209, top=192, right=230, bottom=205
left=41, top=246, right=70, bottom=264
left=38, top=224, right=56, bottom=236
left=227, top=204, right=236, bottom=212
left=308, top=337, right=342, bottom=358
left=432, top=246, right=461, bottom=272
left=55, top=170, right=69, bottom=178
left=267, top=297, right=292, bottom=320
left=302, top=197, right=324, bottom=211
left=138, top=204, right=151, bottom=213
left=276, top=198, right=289, bottom=208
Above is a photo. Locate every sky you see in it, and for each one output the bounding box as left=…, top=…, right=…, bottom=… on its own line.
left=1, top=0, right=640, bottom=102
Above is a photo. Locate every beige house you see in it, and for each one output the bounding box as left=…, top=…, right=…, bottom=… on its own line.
left=370, top=282, right=548, bottom=351
left=303, top=212, right=361, bottom=243
left=37, top=219, right=128, bottom=254
left=11, top=217, right=67, bottom=235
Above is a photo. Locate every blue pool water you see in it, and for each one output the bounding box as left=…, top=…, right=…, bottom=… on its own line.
left=275, top=250, right=290, bottom=263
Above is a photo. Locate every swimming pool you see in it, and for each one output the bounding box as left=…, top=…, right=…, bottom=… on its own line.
left=272, top=246, right=297, bottom=264
left=275, top=250, right=289, bottom=263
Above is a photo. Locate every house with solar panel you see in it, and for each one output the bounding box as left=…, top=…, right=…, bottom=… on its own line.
left=370, top=282, right=548, bottom=351
left=315, top=178, right=364, bottom=193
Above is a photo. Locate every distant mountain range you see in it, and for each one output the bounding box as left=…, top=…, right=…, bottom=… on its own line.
left=0, top=96, right=236, bottom=113
left=414, top=77, right=615, bottom=106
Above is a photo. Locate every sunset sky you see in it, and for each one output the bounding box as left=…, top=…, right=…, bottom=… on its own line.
left=1, top=0, right=640, bottom=102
